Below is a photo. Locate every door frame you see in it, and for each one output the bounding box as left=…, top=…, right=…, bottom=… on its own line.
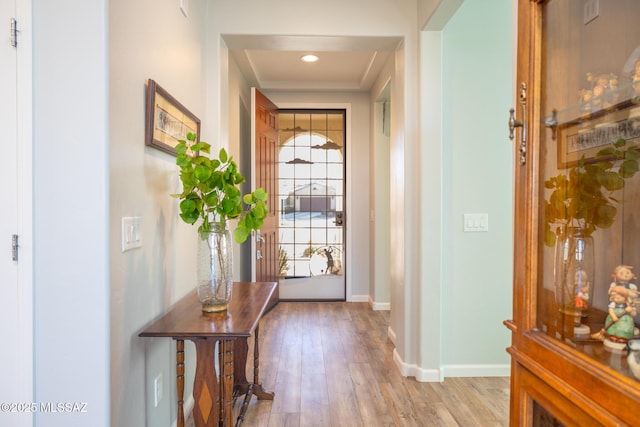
left=271, top=102, right=353, bottom=301
left=16, top=0, right=34, bottom=413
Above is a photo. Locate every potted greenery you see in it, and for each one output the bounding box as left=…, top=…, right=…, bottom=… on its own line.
left=544, top=137, right=639, bottom=246
left=544, top=137, right=639, bottom=330
left=172, top=132, right=268, bottom=312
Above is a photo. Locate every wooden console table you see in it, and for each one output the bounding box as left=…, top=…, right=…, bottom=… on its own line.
left=139, top=281, right=277, bottom=427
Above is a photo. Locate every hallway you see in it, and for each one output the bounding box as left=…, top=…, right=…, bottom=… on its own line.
left=189, top=301, right=510, bottom=426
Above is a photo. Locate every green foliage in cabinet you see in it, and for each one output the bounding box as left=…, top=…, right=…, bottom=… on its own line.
left=171, top=132, right=268, bottom=243
left=544, top=138, right=640, bottom=247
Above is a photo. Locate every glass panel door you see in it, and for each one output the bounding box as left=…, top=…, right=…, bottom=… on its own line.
left=536, top=0, right=640, bottom=380
left=277, top=110, right=346, bottom=300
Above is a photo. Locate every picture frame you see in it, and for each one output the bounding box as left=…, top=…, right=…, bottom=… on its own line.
left=556, top=100, right=640, bottom=168
left=145, top=79, right=200, bottom=156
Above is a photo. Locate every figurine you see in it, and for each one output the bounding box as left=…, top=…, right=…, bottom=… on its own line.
left=574, top=270, right=590, bottom=310
left=628, top=338, right=640, bottom=380
left=591, top=286, right=638, bottom=350
left=578, top=88, right=593, bottom=114
left=573, top=270, right=591, bottom=337
left=584, top=72, right=619, bottom=110
left=609, top=264, right=639, bottom=306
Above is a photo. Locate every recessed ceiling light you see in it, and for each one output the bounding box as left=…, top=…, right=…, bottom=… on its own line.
left=301, top=54, right=319, bottom=63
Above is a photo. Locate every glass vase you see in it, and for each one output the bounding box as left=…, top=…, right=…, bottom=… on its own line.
left=197, top=223, right=233, bottom=313
left=553, top=227, right=594, bottom=337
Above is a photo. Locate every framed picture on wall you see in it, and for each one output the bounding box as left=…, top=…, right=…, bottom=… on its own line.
left=556, top=100, right=640, bottom=168
left=145, top=79, right=200, bottom=156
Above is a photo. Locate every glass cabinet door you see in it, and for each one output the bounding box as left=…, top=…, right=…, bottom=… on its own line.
left=535, top=0, right=640, bottom=381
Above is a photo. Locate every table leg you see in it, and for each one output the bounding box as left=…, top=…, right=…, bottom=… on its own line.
left=252, top=325, right=274, bottom=400
left=191, top=338, right=220, bottom=426
left=233, top=338, right=249, bottom=389
left=176, top=339, right=185, bottom=427
left=220, top=339, right=235, bottom=427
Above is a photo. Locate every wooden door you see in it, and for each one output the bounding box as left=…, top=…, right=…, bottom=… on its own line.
left=252, top=88, right=279, bottom=309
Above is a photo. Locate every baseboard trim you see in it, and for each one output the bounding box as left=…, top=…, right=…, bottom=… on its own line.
left=441, top=364, right=511, bottom=378
left=387, top=326, right=396, bottom=345
left=349, top=294, right=369, bottom=303
left=368, top=296, right=390, bottom=311
left=390, top=345, right=510, bottom=382
left=392, top=348, right=443, bottom=382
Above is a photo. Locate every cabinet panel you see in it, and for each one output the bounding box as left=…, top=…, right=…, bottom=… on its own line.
left=509, top=0, right=640, bottom=425
left=535, top=0, right=640, bottom=372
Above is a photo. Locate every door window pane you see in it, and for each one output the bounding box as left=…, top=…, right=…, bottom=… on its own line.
left=278, top=110, right=346, bottom=278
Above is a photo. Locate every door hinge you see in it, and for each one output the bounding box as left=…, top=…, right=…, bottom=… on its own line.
left=12, top=234, right=19, bottom=261
left=10, top=18, right=18, bottom=48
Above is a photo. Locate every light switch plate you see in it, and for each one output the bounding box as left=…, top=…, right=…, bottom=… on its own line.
left=463, top=213, right=489, bottom=232
left=122, top=216, right=143, bottom=252
left=584, top=0, right=599, bottom=25
left=179, top=0, right=189, bottom=17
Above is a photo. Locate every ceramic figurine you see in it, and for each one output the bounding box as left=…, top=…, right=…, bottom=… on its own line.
left=592, top=286, right=638, bottom=351
left=609, top=264, right=639, bottom=306
left=584, top=72, right=619, bottom=110
left=627, top=338, right=640, bottom=380
left=579, top=88, right=593, bottom=114
left=574, top=270, right=590, bottom=310
left=573, top=270, right=591, bottom=337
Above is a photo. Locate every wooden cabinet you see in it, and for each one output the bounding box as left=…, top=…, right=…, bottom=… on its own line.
left=507, top=1, right=640, bottom=425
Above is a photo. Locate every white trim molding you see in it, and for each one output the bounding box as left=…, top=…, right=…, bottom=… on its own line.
left=387, top=325, right=396, bottom=345
left=392, top=348, right=443, bottom=382
left=441, top=364, right=511, bottom=378
left=368, top=296, right=390, bottom=311
left=349, top=294, right=369, bottom=303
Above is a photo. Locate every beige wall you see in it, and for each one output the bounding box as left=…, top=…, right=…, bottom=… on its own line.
left=109, top=0, right=207, bottom=425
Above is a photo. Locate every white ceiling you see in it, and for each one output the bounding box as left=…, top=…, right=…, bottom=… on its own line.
left=224, top=35, right=402, bottom=92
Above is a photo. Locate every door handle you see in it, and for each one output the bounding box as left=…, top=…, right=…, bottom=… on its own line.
left=508, top=82, right=527, bottom=165
left=256, top=230, right=265, bottom=260
left=333, top=211, right=344, bottom=226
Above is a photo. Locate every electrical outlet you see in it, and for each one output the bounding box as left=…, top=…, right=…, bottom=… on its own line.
left=583, top=0, right=599, bottom=25
left=153, top=373, right=163, bottom=408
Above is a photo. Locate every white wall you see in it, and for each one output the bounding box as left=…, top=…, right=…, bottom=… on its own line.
left=109, top=0, right=207, bottom=426
left=33, top=0, right=110, bottom=425
left=419, top=29, right=445, bottom=380
left=369, top=57, right=394, bottom=309
left=438, top=0, right=514, bottom=376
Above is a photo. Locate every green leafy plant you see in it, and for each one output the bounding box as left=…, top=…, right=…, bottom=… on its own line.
left=544, top=138, right=639, bottom=247
left=171, top=132, right=268, bottom=243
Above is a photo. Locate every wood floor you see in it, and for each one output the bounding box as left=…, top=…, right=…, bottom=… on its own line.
left=187, top=301, right=510, bottom=427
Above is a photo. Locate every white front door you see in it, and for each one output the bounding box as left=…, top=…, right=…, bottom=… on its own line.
left=1, top=1, right=33, bottom=425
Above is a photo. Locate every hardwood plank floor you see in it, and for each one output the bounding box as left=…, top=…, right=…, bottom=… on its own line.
left=187, top=301, right=510, bottom=426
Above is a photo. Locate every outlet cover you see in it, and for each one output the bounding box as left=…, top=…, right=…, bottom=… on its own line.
left=154, top=373, right=163, bottom=407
